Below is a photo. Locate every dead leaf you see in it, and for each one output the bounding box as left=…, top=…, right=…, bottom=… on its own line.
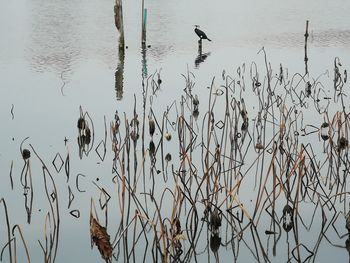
left=90, top=215, right=113, bottom=262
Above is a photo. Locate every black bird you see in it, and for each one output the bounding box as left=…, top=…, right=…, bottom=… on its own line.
left=194, top=25, right=211, bottom=41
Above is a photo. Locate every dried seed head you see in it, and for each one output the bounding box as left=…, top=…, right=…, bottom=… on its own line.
left=77, top=117, right=86, bottom=130
left=193, top=109, right=199, bottom=119
left=149, top=116, right=155, bottom=137
left=193, top=95, right=199, bottom=106
left=85, top=127, right=91, bottom=138
left=22, top=149, right=31, bottom=160
left=149, top=140, right=155, bottom=155
left=130, top=131, right=139, bottom=142
left=255, top=143, right=264, bottom=150
left=321, top=135, right=329, bottom=141
left=282, top=204, right=293, bottom=232
left=210, top=208, right=221, bottom=230
left=165, top=153, right=172, bottom=162
left=321, top=122, right=329, bottom=128
left=339, top=137, right=349, bottom=150
left=210, top=233, right=221, bottom=253
left=165, top=132, right=172, bottom=141
left=241, top=120, right=249, bottom=131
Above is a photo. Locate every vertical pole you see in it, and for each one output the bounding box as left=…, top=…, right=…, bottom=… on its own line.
left=198, top=39, right=202, bottom=55
left=304, top=20, right=309, bottom=75
left=141, top=0, right=147, bottom=43
left=115, top=0, right=125, bottom=48
left=114, top=0, right=125, bottom=99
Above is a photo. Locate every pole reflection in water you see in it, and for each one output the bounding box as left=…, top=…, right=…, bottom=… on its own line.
left=114, top=0, right=125, bottom=100
left=115, top=46, right=125, bottom=100
left=141, top=43, right=148, bottom=79
left=195, top=40, right=211, bottom=68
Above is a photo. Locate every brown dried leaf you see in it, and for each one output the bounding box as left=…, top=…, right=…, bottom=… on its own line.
left=90, top=215, right=113, bottom=262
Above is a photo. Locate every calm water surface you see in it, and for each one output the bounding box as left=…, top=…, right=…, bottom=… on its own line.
left=1, top=0, right=350, bottom=262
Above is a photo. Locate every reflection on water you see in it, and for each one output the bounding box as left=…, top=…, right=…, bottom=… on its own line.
left=312, top=29, right=350, bottom=47
left=195, top=40, right=211, bottom=68
left=242, top=29, right=350, bottom=50
left=115, top=47, right=125, bottom=100
left=148, top=44, right=175, bottom=62
left=28, top=0, right=81, bottom=74
left=13, top=0, right=350, bottom=89
left=141, top=43, right=148, bottom=78
left=27, top=0, right=117, bottom=76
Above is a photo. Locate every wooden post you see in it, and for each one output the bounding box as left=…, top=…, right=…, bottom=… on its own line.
left=141, top=0, right=147, bottom=43
left=198, top=39, right=202, bottom=55
left=304, top=20, right=309, bottom=75
left=114, top=0, right=125, bottom=48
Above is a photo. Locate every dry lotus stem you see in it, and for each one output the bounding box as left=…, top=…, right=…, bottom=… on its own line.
left=90, top=215, right=113, bottom=262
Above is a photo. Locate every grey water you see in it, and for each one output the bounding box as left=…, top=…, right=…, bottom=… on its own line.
left=1, top=0, right=350, bottom=262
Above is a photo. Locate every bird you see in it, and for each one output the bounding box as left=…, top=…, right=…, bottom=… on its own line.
left=194, top=25, right=211, bottom=41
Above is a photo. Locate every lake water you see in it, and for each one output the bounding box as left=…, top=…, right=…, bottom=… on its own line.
left=1, top=0, right=350, bottom=262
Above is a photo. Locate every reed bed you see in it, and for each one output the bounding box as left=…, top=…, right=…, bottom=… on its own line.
left=1, top=52, right=349, bottom=263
